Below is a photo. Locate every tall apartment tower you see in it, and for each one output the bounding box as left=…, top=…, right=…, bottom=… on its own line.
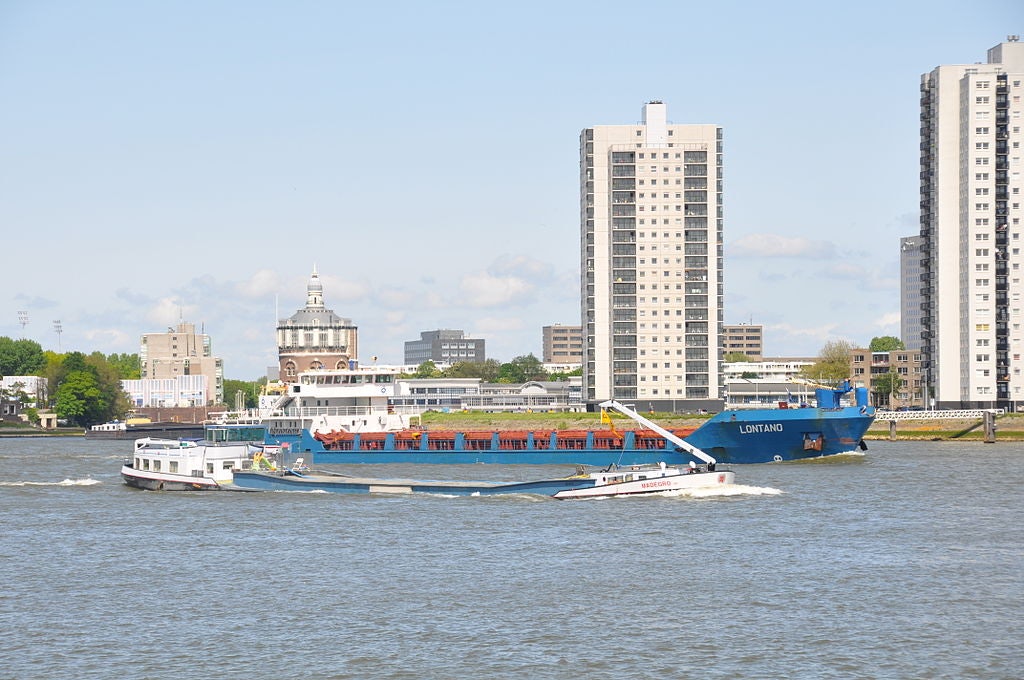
left=581, top=101, right=724, bottom=411
left=900, top=236, right=923, bottom=350
left=919, top=37, right=1024, bottom=409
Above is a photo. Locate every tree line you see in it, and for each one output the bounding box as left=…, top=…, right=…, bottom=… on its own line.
left=2, top=336, right=579, bottom=426
left=407, top=355, right=578, bottom=383
left=725, top=335, right=908, bottom=406
left=0, top=336, right=139, bottom=427
left=5, top=329, right=911, bottom=424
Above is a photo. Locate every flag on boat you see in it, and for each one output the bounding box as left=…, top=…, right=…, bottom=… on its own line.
left=600, top=409, right=620, bottom=437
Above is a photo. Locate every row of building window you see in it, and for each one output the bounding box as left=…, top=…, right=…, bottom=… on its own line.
left=632, top=151, right=708, bottom=160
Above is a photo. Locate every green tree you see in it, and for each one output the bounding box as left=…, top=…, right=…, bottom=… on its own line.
left=85, top=352, right=130, bottom=418
left=475, top=358, right=502, bottom=382
left=800, top=339, right=856, bottom=385
left=724, top=352, right=750, bottom=362
left=0, top=336, right=45, bottom=375
left=873, top=371, right=904, bottom=408
left=497, top=354, right=548, bottom=383
left=106, top=353, right=141, bottom=379
left=224, top=379, right=260, bottom=410
left=45, top=351, right=130, bottom=425
left=444, top=359, right=502, bottom=381
left=54, top=370, right=105, bottom=426
left=548, top=366, right=582, bottom=381
left=0, top=380, right=31, bottom=405
left=869, top=336, right=905, bottom=352
left=412, top=361, right=442, bottom=378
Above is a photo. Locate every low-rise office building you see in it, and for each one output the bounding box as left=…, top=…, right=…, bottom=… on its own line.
left=404, top=330, right=486, bottom=365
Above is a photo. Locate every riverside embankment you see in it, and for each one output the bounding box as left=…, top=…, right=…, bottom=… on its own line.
left=4, top=410, right=1023, bottom=442
left=424, top=410, right=1024, bottom=442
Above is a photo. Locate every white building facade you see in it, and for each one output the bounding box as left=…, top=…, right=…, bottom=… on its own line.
left=920, top=37, right=1024, bottom=409
left=122, top=375, right=209, bottom=408
left=581, top=101, right=724, bottom=411
left=0, top=375, right=47, bottom=406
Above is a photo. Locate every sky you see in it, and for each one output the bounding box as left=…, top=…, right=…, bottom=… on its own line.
left=0, top=1, right=1019, bottom=379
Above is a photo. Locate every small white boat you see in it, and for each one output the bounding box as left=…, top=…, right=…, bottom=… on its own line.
left=551, top=462, right=734, bottom=499
left=120, top=422, right=276, bottom=491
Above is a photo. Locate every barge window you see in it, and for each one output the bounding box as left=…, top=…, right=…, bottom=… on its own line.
left=153, top=460, right=161, bottom=471
left=169, top=461, right=179, bottom=473
left=142, top=459, right=150, bottom=470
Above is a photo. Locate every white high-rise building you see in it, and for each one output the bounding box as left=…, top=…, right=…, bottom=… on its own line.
left=900, top=236, right=923, bottom=350
left=920, top=37, right=1024, bottom=409
left=580, top=101, right=724, bottom=411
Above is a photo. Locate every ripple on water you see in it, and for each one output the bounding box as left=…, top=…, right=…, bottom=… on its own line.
left=0, top=438, right=1021, bottom=679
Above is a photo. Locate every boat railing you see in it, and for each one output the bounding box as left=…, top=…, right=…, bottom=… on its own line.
left=274, top=405, right=422, bottom=418
left=211, top=404, right=423, bottom=421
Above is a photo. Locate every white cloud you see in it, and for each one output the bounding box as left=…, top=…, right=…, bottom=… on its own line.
left=731, top=233, right=838, bottom=258
left=145, top=297, right=199, bottom=327
left=82, top=328, right=136, bottom=352
left=764, top=322, right=863, bottom=356
left=474, top=315, right=526, bottom=333
left=236, top=269, right=283, bottom=298
left=874, top=312, right=900, bottom=329
left=318, top=274, right=371, bottom=302
left=459, top=271, right=534, bottom=308
left=375, top=286, right=444, bottom=310
left=490, top=254, right=554, bottom=279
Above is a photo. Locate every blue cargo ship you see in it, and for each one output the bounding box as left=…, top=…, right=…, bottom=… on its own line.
left=258, top=369, right=874, bottom=466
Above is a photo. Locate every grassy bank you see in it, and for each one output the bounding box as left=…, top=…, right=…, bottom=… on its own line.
left=4, top=410, right=1021, bottom=442
left=0, top=424, right=83, bottom=437
left=421, top=410, right=1024, bottom=442
left=866, top=412, right=1024, bottom=441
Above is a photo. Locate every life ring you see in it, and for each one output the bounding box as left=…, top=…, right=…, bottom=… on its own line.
left=860, top=406, right=868, bottom=414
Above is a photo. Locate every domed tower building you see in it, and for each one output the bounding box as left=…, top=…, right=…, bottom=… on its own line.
left=276, top=267, right=358, bottom=382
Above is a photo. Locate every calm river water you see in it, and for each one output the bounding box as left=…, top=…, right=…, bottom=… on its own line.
left=0, top=437, right=1021, bottom=679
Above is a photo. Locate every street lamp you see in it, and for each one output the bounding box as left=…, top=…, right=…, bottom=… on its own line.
left=17, top=311, right=28, bottom=337
left=53, top=320, right=62, bottom=352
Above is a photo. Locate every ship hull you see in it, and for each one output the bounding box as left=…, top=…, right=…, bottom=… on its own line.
left=120, top=466, right=220, bottom=491
left=229, top=467, right=732, bottom=497
left=88, top=423, right=206, bottom=440
left=266, top=406, right=874, bottom=466
left=685, top=406, right=873, bottom=464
